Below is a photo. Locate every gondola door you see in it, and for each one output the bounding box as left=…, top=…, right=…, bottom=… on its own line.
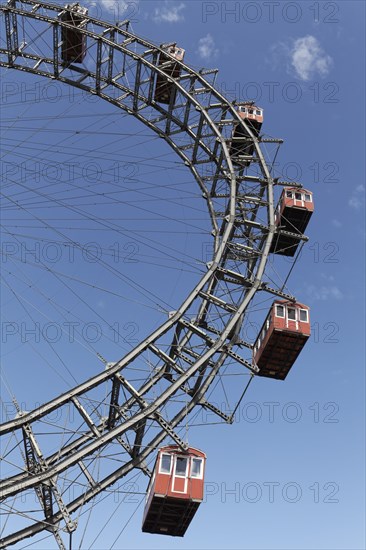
left=171, top=455, right=189, bottom=494
left=294, top=191, right=305, bottom=208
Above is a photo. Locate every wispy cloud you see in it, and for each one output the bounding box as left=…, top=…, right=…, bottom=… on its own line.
left=305, top=283, right=343, bottom=301
left=305, top=274, right=343, bottom=301
left=269, top=35, right=333, bottom=81
left=197, top=34, right=218, bottom=61
left=291, top=36, right=333, bottom=80
left=349, top=184, right=365, bottom=210
left=153, top=2, right=185, bottom=23
left=97, top=0, right=114, bottom=8
left=97, top=0, right=136, bottom=10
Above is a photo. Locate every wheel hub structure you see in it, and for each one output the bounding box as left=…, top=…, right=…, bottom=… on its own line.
left=0, top=1, right=304, bottom=548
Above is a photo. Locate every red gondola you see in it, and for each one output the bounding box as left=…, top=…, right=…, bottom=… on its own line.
left=270, top=187, right=314, bottom=256
left=142, top=445, right=206, bottom=537
left=230, top=102, right=263, bottom=165
left=154, top=45, right=185, bottom=104
left=253, top=300, right=310, bottom=380
left=60, top=3, right=88, bottom=63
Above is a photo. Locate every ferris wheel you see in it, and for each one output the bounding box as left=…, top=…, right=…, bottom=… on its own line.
left=0, top=2, right=314, bottom=548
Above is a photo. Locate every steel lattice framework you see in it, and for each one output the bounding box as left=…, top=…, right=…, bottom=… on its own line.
left=0, top=1, right=306, bottom=548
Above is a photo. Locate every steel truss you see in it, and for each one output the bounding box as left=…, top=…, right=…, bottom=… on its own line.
left=0, top=1, right=304, bottom=547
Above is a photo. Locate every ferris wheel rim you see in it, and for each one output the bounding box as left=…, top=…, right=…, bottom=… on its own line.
left=0, top=0, right=276, bottom=431
left=0, top=1, right=285, bottom=547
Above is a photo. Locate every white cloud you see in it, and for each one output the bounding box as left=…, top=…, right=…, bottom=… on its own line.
left=153, top=2, right=185, bottom=23
left=349, top=184, right=365, bottom=210
left=98, top=0, right=114, bottom=8
left=197, top=34, right=218, bottom=61
left=305, top=274, right=343, bottom=301
left=306, top=284, right=343, bottom=301
left=268, top=35, right=333, bottom=81
left=291, top=35, right=333, bottom=81
left=349, top=196, right=362, bottom=209
left=97, top=0, right=135, bottom=11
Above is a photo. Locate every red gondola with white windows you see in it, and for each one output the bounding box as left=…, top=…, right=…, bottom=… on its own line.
left=142, top=445, right=206, bottom=537
left=60, top=3, right=88, bottom=63
left=154, top=45, right=185, bottom=104
left=230, top=102, right=263, bottom=165
left=253, top=300, right=310, bottom=380
left=270, top=187, right=314, bottom=256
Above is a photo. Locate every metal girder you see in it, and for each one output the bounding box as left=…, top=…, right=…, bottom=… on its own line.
left=52, top=20, right=59, bottom=76
left=78, top=460, right=97, bottom=487
left=107, top=374, right=121, bottom=430
left=114, top=374, right=189, bottom=452
left=132, top=420, right=146, bottom=458
left=198, top=291, right=237, bottom=313
left=71, top=397, right=101, bottom=437
left=20, top=419, right=77, bottom=539
left=154, top=416, right=188, bottom=452
left=0, top=329, right=257, bottom=547
left=95, top=37, right=103, bottom=93
left=4, top=6, right=18, bottom=65
left=277, top=228, right=309, bottom=241
left=215, top=267, right=296, bottom=301
left=22, top=426, right=54, bottom=522
left=198, top=398, right=232, bottom=423
left=0, top=2, right=298, bottom=548
left=260, top=137, right=284, bottom=143
left=133, top=57, right=142, bottom=111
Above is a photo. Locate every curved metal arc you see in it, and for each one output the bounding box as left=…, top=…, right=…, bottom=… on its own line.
left=0, top=3, right=280, bottom=546
left=1, top=263, right=265, bottom=502
left=0, top=257, right=219, bottom=436
left=0, top=0, right=264, bottom=165
left=0, top=2, right=244, bottom=433
left=1, top=345, right=254, bottom=549
left=0, top=0, right=270, bottom=254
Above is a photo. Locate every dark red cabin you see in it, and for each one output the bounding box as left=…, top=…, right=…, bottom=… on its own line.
left=154, top=45, right=185, bottom=104
left=230, top=102, right=263, bottom=165
left=60, top=3, right=88, bottom=63
left=270, top=187, right=314, bottom=256
left=142, top=445, right=206, bottom=537
left=253, top=300, right=310, bottom=380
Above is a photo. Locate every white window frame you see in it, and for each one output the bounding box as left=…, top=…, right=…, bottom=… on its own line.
left=299, top=309, right=308, bottom=322
left=286, top=191, right=293, bottom=199
left=295, top=192, right=302, bottom=201
left=287, top=307, right=297, bottom=321
left=276, top=304, right=285, bottom=318
left=174, top=456, right=188, bottom=478
left=172, top=455, right=189, bottom=493
left=191, top=457, right=204, bottom=479
left=304, top=193, right=312, bottom=202
left=159, top=453, right=172, bottom=475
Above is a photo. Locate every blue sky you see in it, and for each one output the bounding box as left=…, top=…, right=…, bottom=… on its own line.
left=0, top=1, right=365, bottom=549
